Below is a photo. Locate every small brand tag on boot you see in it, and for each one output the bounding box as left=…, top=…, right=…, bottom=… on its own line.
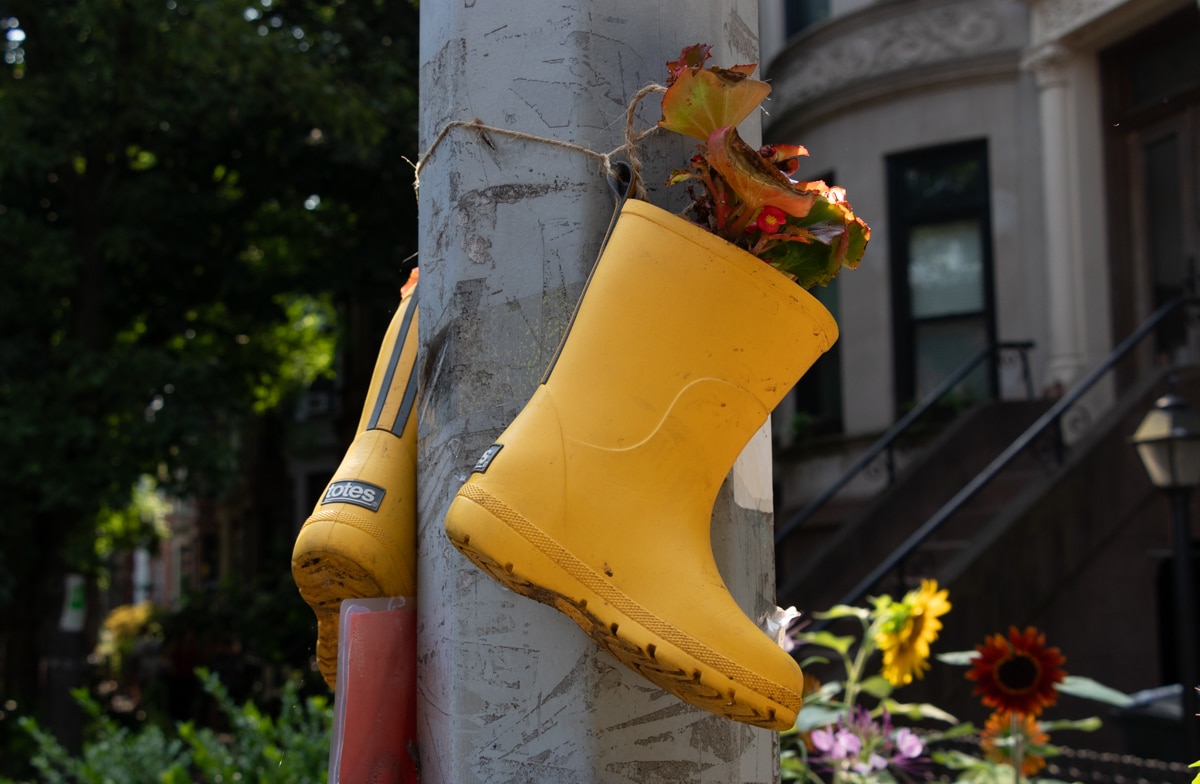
left=322, top=480, right=386, bottom=512
left=473, top=444, right=503, bottom=473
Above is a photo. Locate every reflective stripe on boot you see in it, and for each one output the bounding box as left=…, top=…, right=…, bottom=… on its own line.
left=293, top=273, right=419, bottom=690
left=444, top=200, right=837, bottom=730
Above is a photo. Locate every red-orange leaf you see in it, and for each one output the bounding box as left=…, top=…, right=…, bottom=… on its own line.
left=705, top=126, right=818, bottom=219
left=762, top=143, right=810, bottom=176
left=658, top=68, right=772, bottom=141
left=666, top=43, right=712, bottom=84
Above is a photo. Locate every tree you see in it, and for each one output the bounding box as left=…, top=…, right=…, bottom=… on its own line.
left=0, top=0, right=419, bottom=727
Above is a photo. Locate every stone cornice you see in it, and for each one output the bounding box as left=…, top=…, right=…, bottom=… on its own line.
left=766, top=0, right=1028, bottom=124
left=765, top=50, right=1020, bottom=138
left=1026, top=0, right=1194, bottom=48
left=1027, top=0, right=1124, bottom=45
left=1019, top=41, right=1071, bottom=87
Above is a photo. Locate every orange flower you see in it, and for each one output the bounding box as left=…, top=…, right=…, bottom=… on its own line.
left=966, top=626, right=1067, bottom=715
left=980, top=710, right=1049, bottom=776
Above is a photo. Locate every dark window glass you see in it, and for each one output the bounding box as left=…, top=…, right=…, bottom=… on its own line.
left=784, top=171, right=842, bottom=438
left=784, top=0, right=830, bottom=37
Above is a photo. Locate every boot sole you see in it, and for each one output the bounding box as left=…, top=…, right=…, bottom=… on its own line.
left=446, top=484, right=798, bottom=731
left=293, top=524, right=394, bottom=688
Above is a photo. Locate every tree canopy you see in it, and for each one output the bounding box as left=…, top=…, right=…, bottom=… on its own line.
left=0, top=0, right=420, bottom=709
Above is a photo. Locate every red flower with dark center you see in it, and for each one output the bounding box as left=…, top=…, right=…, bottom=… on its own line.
left=754, top=205, right=787, bottom=235
left=965, top=626, right=1067, bottom=716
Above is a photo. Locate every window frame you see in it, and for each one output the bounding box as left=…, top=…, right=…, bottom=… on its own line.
left=886, top=139, right=998, bottom=407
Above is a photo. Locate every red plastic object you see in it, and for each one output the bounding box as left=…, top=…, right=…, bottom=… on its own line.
left=328, top=597, right=418, bottom=784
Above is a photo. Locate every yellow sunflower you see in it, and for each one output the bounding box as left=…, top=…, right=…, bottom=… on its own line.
left=875, top=579, right=951, bottom=686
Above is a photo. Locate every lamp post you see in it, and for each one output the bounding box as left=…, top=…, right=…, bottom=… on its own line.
left=1132, top=393, right=1200, bottom=759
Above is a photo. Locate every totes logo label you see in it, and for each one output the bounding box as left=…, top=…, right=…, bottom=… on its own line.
left=321, top=480, right=386, bottom=512
left=472, top=444, right=503, bottom=474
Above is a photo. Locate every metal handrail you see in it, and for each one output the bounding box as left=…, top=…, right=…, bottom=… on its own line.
left=774, top=340, right=1035, bottom=548
left=828, top=295, right=1200, bottom=610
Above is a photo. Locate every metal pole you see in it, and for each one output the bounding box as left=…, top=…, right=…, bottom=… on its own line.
left=1169, top=488, right=1200, bottom=758
left=416, top=4, right=778, bottom=781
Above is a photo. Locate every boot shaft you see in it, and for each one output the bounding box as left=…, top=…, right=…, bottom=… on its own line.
left=356, top=271, right=420, bottom=435
left=544, top=198, right=837, bottom=450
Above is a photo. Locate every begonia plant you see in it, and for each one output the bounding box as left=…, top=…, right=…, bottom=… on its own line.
left=658, top=43, right=870, bottom=289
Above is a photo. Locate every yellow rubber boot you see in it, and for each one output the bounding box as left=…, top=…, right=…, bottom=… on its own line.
left=444, top=200, right=838, bottom=730
left=292, top=272, right=419, bottom=690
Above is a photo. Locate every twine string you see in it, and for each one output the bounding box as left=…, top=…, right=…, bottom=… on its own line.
left=411, top=82, right=667, bottom=200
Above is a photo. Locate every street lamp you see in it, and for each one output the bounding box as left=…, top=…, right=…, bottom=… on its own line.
left=1132, top=393, right=1200, bottom=758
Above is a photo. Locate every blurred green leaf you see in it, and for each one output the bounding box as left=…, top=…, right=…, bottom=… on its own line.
left=792, top=630, right=856, bottom=656
left=936, top=649, right=980, bottom=666
left=1057, top=675, right=1134, bottom=707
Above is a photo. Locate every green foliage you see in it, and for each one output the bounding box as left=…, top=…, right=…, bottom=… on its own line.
left=254, top=293, right=339, bottom=413
left=0, top=0, right=418, bottom=535
left=783, top=587, right=1123, bottom=783
left=166, top=565, right=327, bottom=692
left=176, top=670, right=332, bottom=784
left=761, top=198, right=871, bottom=288
left=93, top=476, right=173, bottom=567
left=0, top=671, right=332, bottom=784
left=0, top=0, right=419, bottom=707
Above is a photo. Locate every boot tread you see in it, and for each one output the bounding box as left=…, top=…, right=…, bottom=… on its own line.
left=452, top=483, right=800, bottom=730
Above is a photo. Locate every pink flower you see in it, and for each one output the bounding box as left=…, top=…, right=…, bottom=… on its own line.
left=811, top=727, right=861, bottom=759
left=853, top=753, right=888, bottom=774
left=894, top=727, right=923, bottom=759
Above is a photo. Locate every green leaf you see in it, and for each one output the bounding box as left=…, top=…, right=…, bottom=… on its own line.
left=936, top=649, right=980, bottom=666
left=879, top=698, right=958, bottom=724
left=813, top=604, right=871, bottom=621
left=859, top=675, right=894, bottom=699
left=931, top=748, right=986, bottom=770
left=1039, top=716, right=1103, bottom=733
left=1056, top=675, right=1134, bottom=707
left=795, top=704, right=846, bottom=732
left=811, top=680, right=844, bottom=700
left=760, top=195, right=870, bottom=288
left=922, top=722, right=979, bottom=744
left=791, top=630, right=856, bottom=655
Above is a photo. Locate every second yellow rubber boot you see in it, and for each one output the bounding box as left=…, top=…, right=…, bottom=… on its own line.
left=444, top=200, right=838, bottom=730
left=292, top=272, right=419, bottom=690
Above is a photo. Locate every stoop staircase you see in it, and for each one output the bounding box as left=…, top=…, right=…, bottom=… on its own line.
left=775, top=396, right=1051, bottom=614
left=773, top=296, right=1200, bottom=767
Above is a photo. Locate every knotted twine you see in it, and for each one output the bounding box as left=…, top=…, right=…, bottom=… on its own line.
left=411, top=83, right=668, bottom=203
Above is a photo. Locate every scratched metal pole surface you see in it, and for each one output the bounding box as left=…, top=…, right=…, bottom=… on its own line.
left=415, top=2, right=782, bottom=782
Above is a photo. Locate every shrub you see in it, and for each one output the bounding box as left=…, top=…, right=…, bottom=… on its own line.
left=1, top=669, right=332, bottom=784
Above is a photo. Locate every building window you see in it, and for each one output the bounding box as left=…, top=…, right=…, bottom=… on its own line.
left=784, top=0, right=830, bottom=37
left=1101, top=8, right=1200, bottom=366
left=791, top=278, right=843, bottom=438
left=887, top=140, right=996, bottom=408
left=779, top=170, right=843, bottom=441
